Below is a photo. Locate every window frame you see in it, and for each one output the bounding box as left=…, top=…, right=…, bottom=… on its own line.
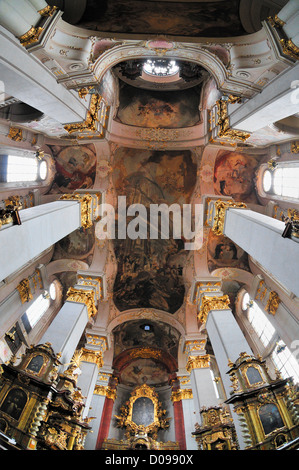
left=259, top=161, right=299, bottom=202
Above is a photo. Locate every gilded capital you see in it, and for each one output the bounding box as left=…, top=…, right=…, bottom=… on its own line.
left=212, top=199, right=247, bottom=236
left=198, top=295, right=231, bottom=324
left=186, top=354, right=210, bottom=372
left=94, top=385, right=117, bottom=401
left=80, top=348, right=104, bottom=369
left=60, top=193, right=93, bottom=228
left=66, top=287, right=97, bottom=318
left=171, top=389, right=193, bottom=402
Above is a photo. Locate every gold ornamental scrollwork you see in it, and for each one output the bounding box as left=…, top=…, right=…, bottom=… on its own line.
left=216, top=99, right=251, bottom=143
left=186, top=354, right=210, bottom=372
left=280, top=39, right=299, bottom=61
left=17, top=278, right=33, bottom=304
left=66, top=287, right=97, bottom=318
left=129, top=347, right=162, bottom=360
left=60, top=193, right=93, bottom=228
left=291, top=141, right=299, bottom=154
left=38, top=5, right=58, bottom=16
left=7, top=127, right=23, bottom=142
left=198, top=295, right=231, bottom=324
left=265, top=291, right=281, bottom=316
left=19, top=26, right=44, bottom=47
left=212, top=199, right=247, bottom=236
left=80, top=348, right=103, bottom=369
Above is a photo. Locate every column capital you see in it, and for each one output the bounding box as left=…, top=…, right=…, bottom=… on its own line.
left=198, top=294, right=231, bottom=325
left=77, top=270, right=106, bottom=301
left=171, top=389, right=193, bottom=402
left=186, top=354, right=211, bottom=373
left=66, top=286, right=98, bottom=319
left=190, top=276, right=222, bottom=304
left=210, top=199, right=247, bottom=236
left=59, top=193, right=99, bottom=229
left=80, top=348, right=104, bottom=369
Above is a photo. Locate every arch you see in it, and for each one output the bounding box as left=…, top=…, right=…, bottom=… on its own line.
left=107, top=308, right=185, bottom=338
left=92, top=42, right=255, bottom=98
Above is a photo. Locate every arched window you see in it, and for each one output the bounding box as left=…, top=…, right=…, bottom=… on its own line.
left=272, top=340, right=299, bottom=384
left=241, top=291, right=299, bottom=384
left=0, top=153, right=48, bottom=185
left=242, top=293, right=275, bottom=347
left=21, top=282, right=56, bottom=332
left=5, top=155, right=47, bottom=183
left=262, top=162, right=299, bottom=200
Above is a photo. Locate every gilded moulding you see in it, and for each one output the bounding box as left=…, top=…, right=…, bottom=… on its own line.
left=129, top=347, right=162, bottom=360
left=60, top=193, right=93, bottom=228
left=212, top=199, right=247, bottom=236
left=17, top=278, right=33, bottom=304
left=64, top=94, right=101, bottom=135
left=38, top=5, right=58, bottom=16
left=171, top=389, right=193, bottom=402
left=66, top=287, right=97, bottom=318
left=216, top=99, right=251, bottom=143
left=19, top=26, right=44, bottom=47
left=198, top=295, right=231, bottom=324
left=280, top=38, right=299, bottom=61
left=265, top=291, right=281, bottom=316
left=186, top=354, right=210, bottom=372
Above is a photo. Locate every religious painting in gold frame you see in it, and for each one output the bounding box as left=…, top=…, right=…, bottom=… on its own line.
left=115, top=384, right=170, bottom=437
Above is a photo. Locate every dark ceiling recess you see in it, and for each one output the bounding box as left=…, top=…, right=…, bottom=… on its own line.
left=0, top=103, right=44, bottom=123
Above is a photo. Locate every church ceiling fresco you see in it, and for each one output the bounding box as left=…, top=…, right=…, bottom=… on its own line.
left=113, top=319, right=180, bottom=360
left=118, top=358, right=169, bottom=387
left=115, top=82, right=202, bottom=128
left=49, top=144, right=97, bottom=193
left=207, top=231, right=249, bottom=273
left=112, top=147, right=197, bottom=313
left=78, top=0, right=248, bottom=37
left=213, top=151, right=259, bottom=203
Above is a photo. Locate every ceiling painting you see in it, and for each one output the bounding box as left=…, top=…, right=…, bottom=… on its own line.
left=49, top=144, right=97, bottom=193
left=118, top=358, right=169, bottom=387
left=112, top=147, right=197, bottom=313
left=78, top=0, right=248, bottom=37
left=115, top=82, right=202, bottom=128
left=213, top=151, right=259, bottom=203
left=207, top=231, right=249, bottom=273
left=113, top=319, right=181, bottom=360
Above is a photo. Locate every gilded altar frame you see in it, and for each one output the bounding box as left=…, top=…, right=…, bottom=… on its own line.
left=115, top=384, right=170, bottom=438
left=126, top=384, right=159, bottom=429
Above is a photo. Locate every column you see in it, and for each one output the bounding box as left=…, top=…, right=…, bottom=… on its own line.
left=95, top=376, right=118, bottom=450
left=76, top=331, right=108, bottom=420
left=170, top=376, right=187, bottom=450
left=0, top=24, right=87, bottom=125
left=196, top=284, right=254, bottom=449
left=40, top=271, right=105, bottom=370
left=207, top=198, right=299, bottom=298
left=0, top=193, right=99, bottom=282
